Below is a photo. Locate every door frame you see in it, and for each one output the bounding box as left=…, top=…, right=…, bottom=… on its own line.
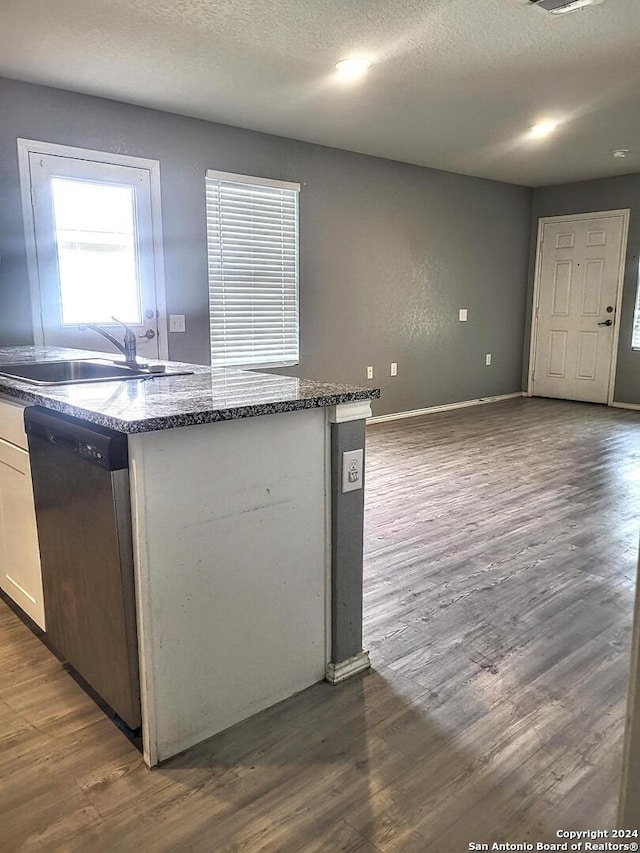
left=17, top=138, right=169, bottom=360
left=527, top=209, right=630, bottom=406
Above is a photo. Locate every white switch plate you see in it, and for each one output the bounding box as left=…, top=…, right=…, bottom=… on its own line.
left=367, top=366, right=374, bottom=380
left=486, top=353, right=492, bottom=366
left=459, top=308, right=468, bottom=322
left=169, top=314, right=186, bottom=333
left=342, top=449, right=364, bottom=493
left=390, top=362, right=398, bottom=377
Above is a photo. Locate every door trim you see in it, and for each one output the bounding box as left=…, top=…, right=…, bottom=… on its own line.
left=527, top=209, right=630, bottom=406
left=17, top=139, right=169, bottom=360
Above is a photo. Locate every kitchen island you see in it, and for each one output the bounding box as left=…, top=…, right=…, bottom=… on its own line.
left=0, top=347, right=379, bottom=767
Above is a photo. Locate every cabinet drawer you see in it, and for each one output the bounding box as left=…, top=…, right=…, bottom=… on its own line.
left=0, top=435, right=29, bottom=472
left=0, top=396, right=28, bottom=451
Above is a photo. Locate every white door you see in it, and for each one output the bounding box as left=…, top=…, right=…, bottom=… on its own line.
left=24, top=148, right=163, bottom=360
left=531, top=212, right=628, bottom=404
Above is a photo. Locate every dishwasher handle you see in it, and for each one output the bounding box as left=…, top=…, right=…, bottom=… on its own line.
left=49, top=433, right=81, bottom=453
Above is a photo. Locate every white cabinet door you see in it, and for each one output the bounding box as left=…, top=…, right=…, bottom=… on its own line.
left=0, top=436, right=45, bottom=629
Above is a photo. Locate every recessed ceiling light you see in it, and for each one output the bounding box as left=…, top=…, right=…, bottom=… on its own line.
left=612, top=148, right=629, bottom=159
left=530, top=120, right=558, bottom=138
left=335, top=57, right=372, bottom=82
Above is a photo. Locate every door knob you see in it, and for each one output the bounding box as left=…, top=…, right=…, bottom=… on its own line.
left=139, top=329, right=156, bottom=339
left=597, top=319, right=613, bottom=327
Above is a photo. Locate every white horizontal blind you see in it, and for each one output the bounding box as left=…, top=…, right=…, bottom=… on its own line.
left=206, top=171, right=300, bottom=368
left=633, top=278, right=640, bottom=350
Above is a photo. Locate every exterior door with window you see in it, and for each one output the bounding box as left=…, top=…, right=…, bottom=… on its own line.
left=531, top=211, right=628, bottom=404
left=26, top=149, right=161, bottom=359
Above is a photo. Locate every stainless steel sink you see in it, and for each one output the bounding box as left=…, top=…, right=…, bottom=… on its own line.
left=0, top=359, right=193, bottom=386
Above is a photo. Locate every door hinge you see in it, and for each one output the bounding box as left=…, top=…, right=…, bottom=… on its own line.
left=29, top=183, right=35, bottom=207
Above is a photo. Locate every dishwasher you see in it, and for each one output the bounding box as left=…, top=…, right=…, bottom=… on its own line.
left=24, top=406, right=141, bottom=729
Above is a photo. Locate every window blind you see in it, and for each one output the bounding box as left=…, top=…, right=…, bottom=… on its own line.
left=205, top=170, right=300, bottom=368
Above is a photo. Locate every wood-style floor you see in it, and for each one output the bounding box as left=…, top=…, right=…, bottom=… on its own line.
left=2, top=397, right=640, bottom=852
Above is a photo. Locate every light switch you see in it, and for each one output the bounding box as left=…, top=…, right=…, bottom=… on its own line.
left=342, top=449, right=364, bottom=493
left=459, top=309, right=468, bottom=322
left=169, top=314, right=186, bottom=333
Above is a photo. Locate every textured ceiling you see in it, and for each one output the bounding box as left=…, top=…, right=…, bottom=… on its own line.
left=1, top=0, right=639, bottom=186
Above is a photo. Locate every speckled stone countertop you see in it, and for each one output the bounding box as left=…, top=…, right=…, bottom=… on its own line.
left=0, top=347, right=380, bottom=434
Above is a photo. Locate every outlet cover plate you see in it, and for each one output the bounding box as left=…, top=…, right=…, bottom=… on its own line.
left=342, top=449, right=364, bottom=493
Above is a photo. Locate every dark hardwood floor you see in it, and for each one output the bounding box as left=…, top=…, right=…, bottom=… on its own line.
left=2, top=397, right=639, bottom=851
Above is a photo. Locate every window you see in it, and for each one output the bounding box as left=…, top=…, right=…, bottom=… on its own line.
left=50, top=178, right=141, bottom=325
left=18, top=139, right=167, bottom=359
left=633, top=265, right=640, bottom=350
left=205, top=170, right=300, bottom=368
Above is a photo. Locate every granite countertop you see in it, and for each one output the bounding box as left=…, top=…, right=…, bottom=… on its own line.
left=0, top=347, right=380, bottom=434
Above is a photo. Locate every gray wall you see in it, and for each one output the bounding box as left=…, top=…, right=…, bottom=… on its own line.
left=0, top=77, right=533, bottom=416
left=330, top=419, right=367, bottom=665
left=527, top=175, right=640, bottom=405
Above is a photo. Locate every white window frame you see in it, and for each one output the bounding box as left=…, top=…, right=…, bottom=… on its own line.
left=205, top=169, right=300, bottom=369
left=17, top=139, right=169, bottom=359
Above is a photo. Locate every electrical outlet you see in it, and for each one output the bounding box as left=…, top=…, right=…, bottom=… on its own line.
left=390, top=362, right=398, bottom=377
left=459, top=308, right=468, bottom=322
left=342, top=449, right=364, bottom=493
left=486, top=353, right=492, bottom=366
left=169, top=314, right=186, bottom=333
left=367, top=366, right=374, bottom=380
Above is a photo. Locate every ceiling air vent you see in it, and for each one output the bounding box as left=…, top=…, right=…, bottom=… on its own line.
left=529, top=0, right=603, bottom=13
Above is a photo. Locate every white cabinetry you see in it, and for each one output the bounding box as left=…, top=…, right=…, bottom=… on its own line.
left=0, top=397, right=45, bottom=629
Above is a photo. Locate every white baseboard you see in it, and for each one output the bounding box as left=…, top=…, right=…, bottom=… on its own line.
left=367, top=392, right=525, bottom=425
left=610, top=401, right=640, bottom=411
left=326, top=650, right=371, bottom=685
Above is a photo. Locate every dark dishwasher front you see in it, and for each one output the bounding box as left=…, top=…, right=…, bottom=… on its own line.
left=24, top=406, right=141, bottom=729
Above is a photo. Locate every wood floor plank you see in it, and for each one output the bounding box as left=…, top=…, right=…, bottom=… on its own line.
left=1, top=397, right=639, bottom=851
left=293, top=819, right=379, bottom=853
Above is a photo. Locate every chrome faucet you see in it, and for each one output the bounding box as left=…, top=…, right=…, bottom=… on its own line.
left=79, top=317, right=139, bottom=367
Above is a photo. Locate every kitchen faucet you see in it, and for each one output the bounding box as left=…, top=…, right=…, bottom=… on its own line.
left=79, top=317, right=140, bottom=367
